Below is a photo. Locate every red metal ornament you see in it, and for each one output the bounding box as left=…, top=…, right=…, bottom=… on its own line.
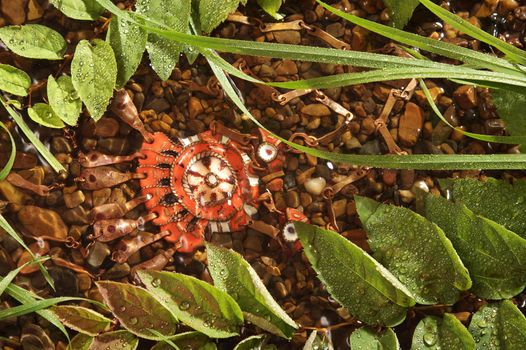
left=137, top=131, right=260, bottom=252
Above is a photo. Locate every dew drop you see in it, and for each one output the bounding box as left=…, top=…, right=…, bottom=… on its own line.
left=119, top=306, right=126, bottom=312
left=179, top=301, right=190, bottom=311
left=129, top=317, right=138, bottom=325
left=151, top=278, right=161, bottom=287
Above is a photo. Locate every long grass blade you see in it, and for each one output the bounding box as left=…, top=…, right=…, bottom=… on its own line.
left=3, top=280, right=69, bottom=339
left=419, top=79, right=525, bottom=144
left=0, top=97, right=66, bottom=174
left=0, top=214, right=55, bottom=290
left=0, top=121, right=15, bottom=181
left=317, top=0, right=524, bottom=75
left=0, top=256, right=49, bottom=297
left=0, top=297, right=85, bottom=320
left=209, top=55, right=526, bottom=170
left=419, top=0, right=526, bottom=66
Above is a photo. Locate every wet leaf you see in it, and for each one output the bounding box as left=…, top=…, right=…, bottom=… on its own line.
left=96, top=280, right=177, bottom=340
left=0, top=64, right=31, bottom=96
left=491, top=88, right=526, bottom=148
left=0, top=24, right=66, bottom=60
left=468, top=300, right=526, bottom=349
left=67, top=333, right=93, bottom=350
left=356, top=196, right=471, bottom=305
left=206, top=243, right=298, bottom=338
left=49, top=0, right=104, bottom=20
left=383, top=0, right=419, bottom=29
left=90, top=330, right=138, bottom=350
left=47, top=75, right=82, bottom=126
left=71, top=39, right=117, bottom=121
left=150, top=332, right=211, bottom=350
left=424, top=194, right=526, bottom=299
left=27, top=103, right=65, bottom=129
left=412, top=314, right=475, bottom=350
left=234, top=335, right=276, bottom=350
left=197, top=0, right=248, bottom=34
left=138, top=270, right=242, bottom=338
left=106, top=16, right=147, bottom=88
left=304, top=331, right=333, bottom=350
left=135, top=0, right=190, bottom=81
left=51, top=305, right=111, bottom=336
left=257, top=0, right=283, bottom=20
left=294, top=222, right=414, bottom=327
left=442, top=177, right=526, bottom=238
left=350, top=327, right=400, bottom=350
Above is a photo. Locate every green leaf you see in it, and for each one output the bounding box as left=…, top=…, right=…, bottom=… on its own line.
left=384, top=0, right=419, bottom=29
left=0, top=64, right=31, bottom=96
left=0, top=98, right=66, bottom=173
left=234, top=335, right=276, bottom=350
left=91, top=330, right=138, bottom=350
left=419, top=0, right=526, bottom=65
left=468, top=300, right=526, bottom=349
left=443, top=177, right=526, bottom=238
left=304, top=331, right=333, bottom=350
left=67, top=333, right=93, bottom=350
left=136, top=0, right=190, bottom=81
left=151, top=332, right=211, bottom=350
left=138, top=270, right=243, bottom=339
left=412, top=314, right=475, bottom=350
left=106, top=16, right=147, bottom=88
left=350, top=327, right=400, bottom=350
left=355, top=196, right=471, bottom=305
left=424, top=193, right=526, bottom=300
left=49, top=0, right=104, bottom=20
left=51, top=305, right=111, bottom=336
left=96, top=280, right=177, bottom=340
left=206, top=243, right=298, bottom=338
left=47, top=75, right=82, bottom=126
left=491, top=88, right=526, bottom=147
left=0, top=24, right=66, bottom=60
left=257, top=0, right=283, bottom=20
left=0, top=121, right=16, bottom=181
left=28, top=103, right=65, bottom=129
left=295, top=222, right=414, bottom=326
left=71, top=39, right=117, bottom=121
left=198, top=0, right=247, bottom=34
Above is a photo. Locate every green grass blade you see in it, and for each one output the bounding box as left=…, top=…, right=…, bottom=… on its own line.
left=0, top=256, right=49, bottom=297
left=0, top=120, right=16, bottom=180
left=2, top=280, right=69, bottom=340
left=317, top=0, right=523, bottom=75
left=420, top=0, right=526, bottom=66
left=0, top=297, right=85, bottom=320
left=420, top=79, right=525, bottom=144
left=94, top=0, right=511, bottom=74
left=0, top=97, right=66, bottom=174
left=209, top=55, right=526, bottom=170
left=0, top=214, right=55, bottom=290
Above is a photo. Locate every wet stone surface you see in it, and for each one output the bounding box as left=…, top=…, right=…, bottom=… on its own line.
left=0, top=0, right=524, bottom=349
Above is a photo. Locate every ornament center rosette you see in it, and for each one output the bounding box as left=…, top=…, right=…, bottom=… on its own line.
left=137, top=131, right=259, bottom=252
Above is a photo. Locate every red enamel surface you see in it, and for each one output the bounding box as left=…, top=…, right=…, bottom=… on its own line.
left=137, top=131, right=259, bottom=252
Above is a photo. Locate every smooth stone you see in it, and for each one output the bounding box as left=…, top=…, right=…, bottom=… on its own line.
left=0, top=180, right=28, bottom=205
left=92, top=188, right=111, bottom=207
left=94, top=118, right=120, bottom=137
left=398, top=102, right=424, bottom=147
left=453, top=85, right=478, bottom=110
left=63, top=190, right=85, bottom=209
left=273, top=30, right=301, bottom=44
left=26, top=0, right=43, bottom=21
left=188, top=96, right=204, bottom=119
left=18, top=206, right=67, bottom=239
left=51, top=137, right=73, bottom=154
left=87, top=241, right=110, bottom=269
left=286, top=190, right=300, bottom=208
left=62, top=206, right=89, bottom=225
left=102, top=263, right=130, bottom=279
left=1, top=0, right=27, bottom=24
left=275, top=60, right=298, bottom=75
left=359, top=139, right=382, bottom=155
left=301, top=104, right=331, bottom=117
left=304, top=177, right=327, bottom=196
